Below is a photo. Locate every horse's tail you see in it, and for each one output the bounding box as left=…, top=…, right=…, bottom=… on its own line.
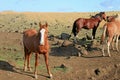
left=100, top=24, right=107, bottom=44
left=69, top=21, right=77, bottom=39
left=72, top=21, right=77, bottom=34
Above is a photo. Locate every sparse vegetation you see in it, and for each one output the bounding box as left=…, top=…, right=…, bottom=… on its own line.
left=0, top=11, right=120, bottom=80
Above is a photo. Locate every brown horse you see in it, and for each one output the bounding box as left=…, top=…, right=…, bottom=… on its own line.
left=70, top=12, right=106, bottom=41
left=23, top=22, right=52, bottom=79
left=101, top=15, right=120, bottom=57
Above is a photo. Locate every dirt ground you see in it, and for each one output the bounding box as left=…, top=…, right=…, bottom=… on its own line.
left=0, top=32, right=120, bottom=80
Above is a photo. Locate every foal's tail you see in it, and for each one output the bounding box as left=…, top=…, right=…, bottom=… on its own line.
left=100, top=24, right=107, bottom=44
left=69, top=21, right=77, bottom=39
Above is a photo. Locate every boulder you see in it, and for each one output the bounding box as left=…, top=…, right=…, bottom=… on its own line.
left=60, top=33, right=70, bottom=40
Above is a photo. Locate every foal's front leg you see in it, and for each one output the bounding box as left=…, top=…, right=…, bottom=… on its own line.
left=44, top=53, right=52, bottom=78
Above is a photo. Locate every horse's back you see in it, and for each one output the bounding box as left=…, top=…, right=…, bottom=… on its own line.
left=23, top=29, right=37, bottom=37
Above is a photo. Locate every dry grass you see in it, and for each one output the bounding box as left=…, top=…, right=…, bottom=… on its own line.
left=0, top=11, right=120, bottom=37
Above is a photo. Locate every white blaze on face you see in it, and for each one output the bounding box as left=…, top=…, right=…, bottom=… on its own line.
left=40, top=29, right=45, bottom=45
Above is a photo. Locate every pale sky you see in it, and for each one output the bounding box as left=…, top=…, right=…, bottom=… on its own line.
left=0, top=0, right=120, bottom=12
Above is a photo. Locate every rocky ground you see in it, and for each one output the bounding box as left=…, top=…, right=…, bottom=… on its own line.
left=0, top=32, right=120, bottom=80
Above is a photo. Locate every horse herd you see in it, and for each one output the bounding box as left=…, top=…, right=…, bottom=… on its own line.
left=22, top=12, right=120, bottom=79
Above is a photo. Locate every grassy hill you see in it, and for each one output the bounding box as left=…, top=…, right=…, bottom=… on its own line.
left=0, top=11, right=120, bottom=37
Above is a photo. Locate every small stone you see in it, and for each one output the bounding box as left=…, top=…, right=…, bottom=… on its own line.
left=60, top=64, right=67, bottom=68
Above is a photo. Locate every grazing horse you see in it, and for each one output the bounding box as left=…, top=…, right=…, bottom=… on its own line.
left=101, top=15, right=120, bottom=57
left=70, top=12, right=106, bottom=41
left=23, top=22, right=52, bottom=79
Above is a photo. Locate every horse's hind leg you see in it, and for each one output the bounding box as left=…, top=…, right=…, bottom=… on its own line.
left=44, top=53, right=52, bottom=78
left=111, top=36, right=116, bottom=50
left=27, top=53, right=32, bottom=71
left=102, top=44, right=105, bottom=56
left=23, top=46, right=28, bottom=71
left=23, top=46, right=31, bottom=71
left=107, top=37, right=113, bottom=57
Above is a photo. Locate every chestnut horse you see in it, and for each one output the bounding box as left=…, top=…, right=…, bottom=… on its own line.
left=23, top=22, right=52, bottom=79
left=101, top=15, right=120, bottom=57
left=70, top=12, right=106, bottom=41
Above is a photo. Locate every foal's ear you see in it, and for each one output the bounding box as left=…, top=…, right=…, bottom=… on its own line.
left=39, top=22, right=42, bottom=27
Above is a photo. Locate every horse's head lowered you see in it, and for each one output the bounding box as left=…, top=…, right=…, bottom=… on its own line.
left=39, top=22, right=48, bottom=45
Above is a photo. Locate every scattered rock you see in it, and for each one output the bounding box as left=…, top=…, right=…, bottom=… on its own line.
left=114, top=63, right=120, bottom=68
left=48, top=34, right=55, bottom=41
left=60, top=33, right=70, bottom=40
left=94, top=68, right=100, bottom=75
left=13, top=48, right=17, bottom=51
left=67, top=26, right=71, bottom=28
left=89, top=77, right=96, bottom=80
left=61, top=40, right=73, bottom=47
left=34, top=22, right=37, bottom=25
left=57, top=40, right=64, bottom=46
left=77, top=52, right=82, bottom=57
left=66, top=56, right=71, bottom=59
left=81, top=37, right=87, bottom=41
left=91, top=40, right=100, bottom=47
left=15, top=30, right=19, bottom=33
left=81, top=46, right=88, bottom=55
left=60, top=64, right=67, bottom=68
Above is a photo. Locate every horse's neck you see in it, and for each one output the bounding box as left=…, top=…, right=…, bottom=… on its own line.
left=94, top=17, right=101, bottom=22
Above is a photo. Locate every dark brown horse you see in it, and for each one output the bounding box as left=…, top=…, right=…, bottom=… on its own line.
left=23, top=22, right=52, bottom=79
left=101, top=15, right=120, bottom=57
left=70, top=12, right=106, bottom=41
